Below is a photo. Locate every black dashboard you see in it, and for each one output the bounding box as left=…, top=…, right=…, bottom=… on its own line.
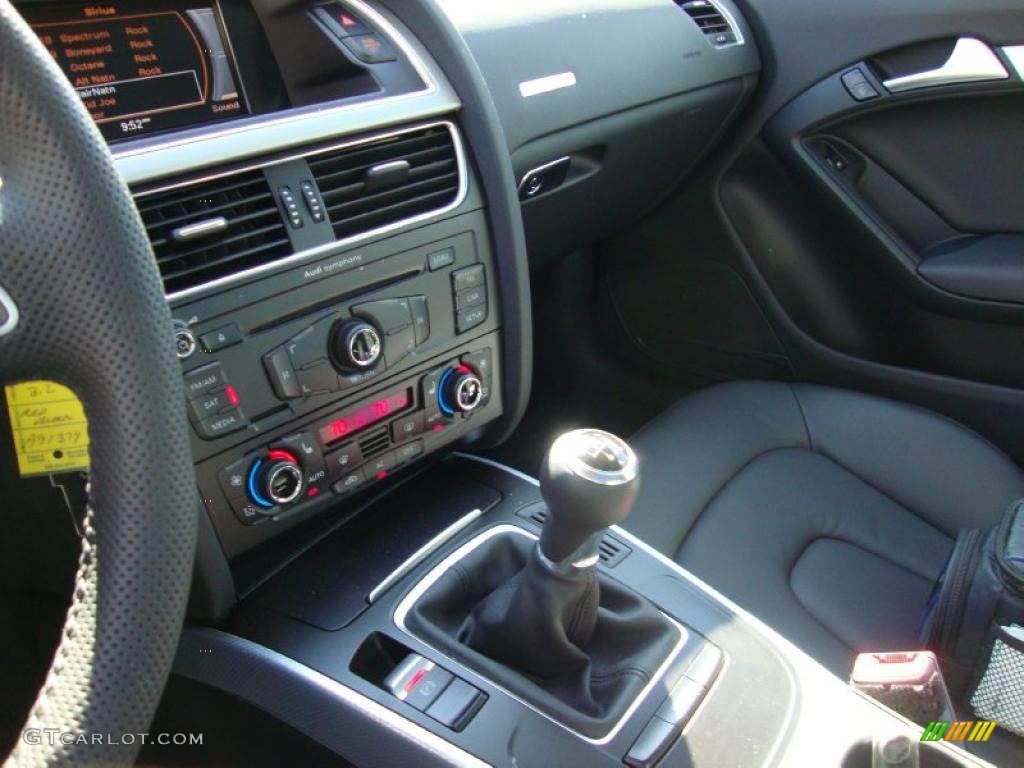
left=17, top=0, right=760, bottom=572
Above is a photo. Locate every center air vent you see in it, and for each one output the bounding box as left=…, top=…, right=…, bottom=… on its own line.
left=308, top=125, right=459, bottom=241
left=676, top=0, right=740, bottom=47
left=136, top=170, right=291, bottom=295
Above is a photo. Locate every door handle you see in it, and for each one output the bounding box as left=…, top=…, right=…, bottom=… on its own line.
left=882, top=38, right=1008, bottom=92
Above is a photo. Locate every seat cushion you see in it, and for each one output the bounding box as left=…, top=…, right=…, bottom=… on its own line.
left=626, top=381, right=1024, bottom=677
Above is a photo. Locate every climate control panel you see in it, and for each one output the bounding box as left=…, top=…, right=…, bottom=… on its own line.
left=209, top=345, right=496, bottom=531
left=178, top=224, right=502, bottom=557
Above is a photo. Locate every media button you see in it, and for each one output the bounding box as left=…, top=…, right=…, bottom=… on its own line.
left=198, top=408, right=246, bottom=439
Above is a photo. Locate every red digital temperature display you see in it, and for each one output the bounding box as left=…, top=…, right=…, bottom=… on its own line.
left=319, top=389, right=411, bottom=445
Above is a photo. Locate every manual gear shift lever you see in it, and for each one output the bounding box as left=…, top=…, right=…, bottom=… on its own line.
left=538, top=429, right=640, bottom=569
left=409, top=428, right=677, bottom=734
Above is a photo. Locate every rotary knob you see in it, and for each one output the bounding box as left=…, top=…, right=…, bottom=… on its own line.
left=248, top=449, right=304, bottom=509
left=329, top=319, right=382, bottom=373
left=439, top=365, right=483, bottom=416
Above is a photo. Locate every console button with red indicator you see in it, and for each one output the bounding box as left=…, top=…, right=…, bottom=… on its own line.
left=189, top=384, right=240, bottom=421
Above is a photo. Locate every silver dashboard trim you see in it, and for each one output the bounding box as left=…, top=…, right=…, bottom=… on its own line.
left=113, top=0, right=460, bottom=186
left=882, top=38, right=1008, bottom=92
left=133, top=119, right=469, bottom=304
left=368, top=508, right=484, bottom=603
left=393, top=523, right=689, bottom=747
left=1003, top=45, right=1024, bottom=80
left=0, top=284, right=19, bottom=337
left=518, top=71, right=577, bottom=98
left=172, top=216, right=228, bottom=241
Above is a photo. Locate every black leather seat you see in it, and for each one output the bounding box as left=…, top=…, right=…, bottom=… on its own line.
left=626, top=381, right=1024, bottom=678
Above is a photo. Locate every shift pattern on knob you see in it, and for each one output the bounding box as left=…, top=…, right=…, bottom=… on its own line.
left=560, top=429, right=637, bottom=484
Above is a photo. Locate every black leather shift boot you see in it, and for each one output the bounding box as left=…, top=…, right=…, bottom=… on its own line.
left=404, top=529, right=680, bottom=739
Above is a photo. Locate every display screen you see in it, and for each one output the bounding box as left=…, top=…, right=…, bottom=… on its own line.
left=23, top=2, right=249, bottom=141
left=319, top=389, right=411, bottom=446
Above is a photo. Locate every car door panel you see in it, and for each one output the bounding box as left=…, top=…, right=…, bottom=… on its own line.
left=605, top=0, right=1024, bottom=462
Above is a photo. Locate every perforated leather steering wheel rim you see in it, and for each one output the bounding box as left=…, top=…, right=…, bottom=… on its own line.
left=1, top=2, right=198, bottom=765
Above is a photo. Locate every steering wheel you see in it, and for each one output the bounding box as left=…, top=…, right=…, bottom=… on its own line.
left=1, top=2, right=198, bottom=765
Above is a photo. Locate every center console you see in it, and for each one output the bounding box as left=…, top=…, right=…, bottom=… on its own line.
left=177, top=453, right=987, bottom=767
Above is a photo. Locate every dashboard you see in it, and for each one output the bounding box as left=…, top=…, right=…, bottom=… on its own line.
left=15, top=0, right=760, bottom=574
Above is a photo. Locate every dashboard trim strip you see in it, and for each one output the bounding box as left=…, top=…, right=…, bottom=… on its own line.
left=0, top=284, right=19, bottom=337
left=368, top=507, right=484, bottom=603
left=518, top=71, right=577, bottom=98
left=133, top=120, right=469, bottom=305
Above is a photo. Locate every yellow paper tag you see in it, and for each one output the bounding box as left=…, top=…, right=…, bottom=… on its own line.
left=5, top=381, right=90, bottom=477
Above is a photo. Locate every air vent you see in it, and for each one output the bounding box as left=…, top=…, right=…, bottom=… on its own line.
left=358, top=425, right=392, bottom=460
left=677, top=0, right=739, bottom=46
left=136, top=170, right=291, bottom=295
left=308, top=125, right=459, bottom=241
left=514, top=502, right=632, bottom=567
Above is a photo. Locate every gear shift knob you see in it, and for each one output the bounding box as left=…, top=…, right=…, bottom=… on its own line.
left=538, top=429, right=640, bottom=567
